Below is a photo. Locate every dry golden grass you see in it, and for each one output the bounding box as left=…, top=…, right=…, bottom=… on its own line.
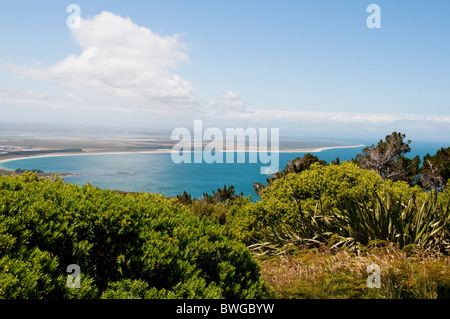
left=258, top=245, right=450, bottom=299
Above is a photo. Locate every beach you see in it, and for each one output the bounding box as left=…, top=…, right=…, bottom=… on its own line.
left=0, top=144, right=365, bottom=172
left=0, top=129, right=363, bottom=181
left=0, top=129, right=364, bottom=178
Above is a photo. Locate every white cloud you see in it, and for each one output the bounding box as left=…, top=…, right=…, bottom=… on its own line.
left=10, top=11, right=199, bottom=111
left=204, top=91, right=249, bottom=117
left=217, top=91, right=246, bottom=112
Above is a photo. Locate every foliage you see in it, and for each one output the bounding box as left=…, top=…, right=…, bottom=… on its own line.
left=176, top=191, right=193, bottom=205
left=253, top=153, right=326, bottom=196
left=202, top=185, right=243, bottom=204
left=189, top=200, right=228, bottom=225
left=248, top=162, right=384, bottom=249
left=15, top=168, right=44, bottom=174
left=0, top=173, right=268, bottom=299
left=246, top=162, right=450, bottom=254
left=354, top=132, right=421, bottom=184
left=222, top=196, right=258, bottom=244
left=420, top=147, right=450, bottom=191
left=334, top=187, right=450, bottom=252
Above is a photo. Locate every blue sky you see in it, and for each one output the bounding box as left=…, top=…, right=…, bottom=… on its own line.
left=0, top=0, right=449, bottom=141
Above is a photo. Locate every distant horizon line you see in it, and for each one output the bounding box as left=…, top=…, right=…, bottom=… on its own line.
left=0, top=120, right=449, bottom=144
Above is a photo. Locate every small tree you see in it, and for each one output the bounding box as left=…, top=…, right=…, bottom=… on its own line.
left=176, top=191, right=193, bottom=205
left=203, top=185, right=242, bottom=204
left=354, top=132, right=421, bottom=184
left=420, top=147, right=450, bottom=191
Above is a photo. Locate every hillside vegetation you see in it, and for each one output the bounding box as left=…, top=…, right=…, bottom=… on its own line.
left=0, top=173, right=268, bottom=299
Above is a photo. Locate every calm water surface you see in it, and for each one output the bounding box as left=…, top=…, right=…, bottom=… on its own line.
left=0, top=140, right=446, bottom=199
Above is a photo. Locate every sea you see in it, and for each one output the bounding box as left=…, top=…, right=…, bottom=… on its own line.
left=0, top=140, right=446, bottom=200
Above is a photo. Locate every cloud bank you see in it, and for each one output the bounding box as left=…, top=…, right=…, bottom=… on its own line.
left=11, top=11, right=198, bottom=111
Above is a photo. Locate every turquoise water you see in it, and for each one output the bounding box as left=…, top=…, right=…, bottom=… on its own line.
left=0, top=140, right=446, bottom=199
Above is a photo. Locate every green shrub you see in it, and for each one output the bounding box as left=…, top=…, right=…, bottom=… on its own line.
left=189, top=200, right=227, bottom=225
left=248, top=162, right=384, bottom=249
left=0, top=172, right=268, bottom=299
left=247, top=162, right=450, bottom=254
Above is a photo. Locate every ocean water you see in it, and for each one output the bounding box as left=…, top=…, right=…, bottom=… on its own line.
left=0, top=140, right=446, bottom=199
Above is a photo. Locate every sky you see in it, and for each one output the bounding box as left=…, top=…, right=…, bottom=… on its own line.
left=0, top=0, right=449, bottom=141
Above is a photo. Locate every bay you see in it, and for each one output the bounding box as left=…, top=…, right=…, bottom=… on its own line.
left=0, top=140, right=446, bottom=199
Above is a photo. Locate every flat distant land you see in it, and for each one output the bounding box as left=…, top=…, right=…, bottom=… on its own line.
left=0, top=124, right=363, bottom=175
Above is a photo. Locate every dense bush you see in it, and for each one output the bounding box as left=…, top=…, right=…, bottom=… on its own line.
left=246, top=162, right=384, bottom=247
left=258, top=161, right=384, bottom=214
left=244, top=162, right=450, bottom=254
left=0, top=173, right=269, bottom=299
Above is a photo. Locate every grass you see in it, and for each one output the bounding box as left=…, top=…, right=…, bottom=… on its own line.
left=258, top=244, right=450, bottom=299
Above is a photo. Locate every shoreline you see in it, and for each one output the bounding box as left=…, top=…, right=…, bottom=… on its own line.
left=0, top=149, right=173, bottom=165
left=0, top=144, right=365, bottom=172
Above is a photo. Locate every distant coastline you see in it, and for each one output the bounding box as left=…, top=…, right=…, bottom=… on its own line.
left=0, top=144, right=365, bottom=172
left=0, top=129, right=365, bottom=177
